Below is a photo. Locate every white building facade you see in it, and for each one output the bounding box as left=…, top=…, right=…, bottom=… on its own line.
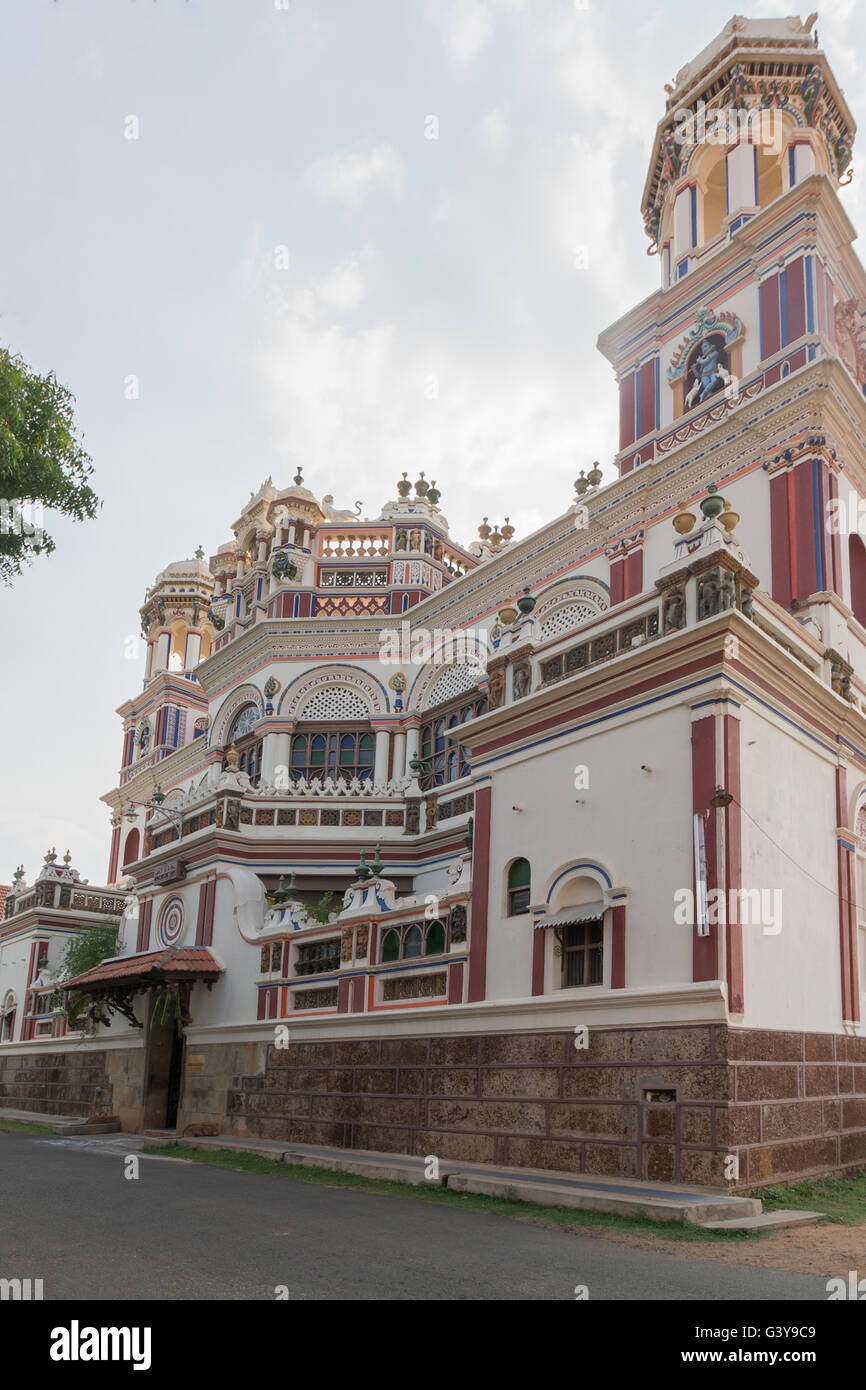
left=2, top=14, right=866, bottom=1189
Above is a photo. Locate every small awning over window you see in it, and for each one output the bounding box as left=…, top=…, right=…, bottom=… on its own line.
left=533, top=904, right=606, bottom=930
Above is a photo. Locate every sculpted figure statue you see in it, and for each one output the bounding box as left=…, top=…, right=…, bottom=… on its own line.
left=686, top=338, right=730, bottom=408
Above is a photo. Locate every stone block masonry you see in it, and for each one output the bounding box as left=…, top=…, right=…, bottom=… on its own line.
left=0, top=1049, right=114, bottom=1118
left=220, top=1024, right=866, bottom=1190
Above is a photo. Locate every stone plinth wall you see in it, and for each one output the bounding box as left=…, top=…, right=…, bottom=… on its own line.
left=223, top=1024, right=866, bottom=1189
left=726, top=1029, right=866, bottom=1186
left=0, top=1049, right=113, bottom=1117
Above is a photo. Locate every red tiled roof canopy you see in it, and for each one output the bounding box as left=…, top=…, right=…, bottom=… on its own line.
left=63, top=947, right=222, bottom=992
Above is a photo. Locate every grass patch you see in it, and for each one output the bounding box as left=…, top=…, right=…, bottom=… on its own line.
left=143, top=1142, right=760, bottom=1244
left=0, top=1117, right=55, bottom=1135
left=756, top=1171, right=866, bottom=1226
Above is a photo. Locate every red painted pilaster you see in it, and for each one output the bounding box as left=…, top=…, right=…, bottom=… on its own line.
left=723, top=714, right=744, bottom=1014
left=770, top=471, right=792, bottom=607
left=625, top=548, right=643, bottom=600
left=136, top=898, right=152, bottom=953
left=531, top=927, right=545, bottom=995
left=447, top=960, right=464, bottom=1004
left=610, top=905, right=626, bottom=989
left=467, top=785, right=492, bottom=1003
left=609, top=558, right=625, bottom=606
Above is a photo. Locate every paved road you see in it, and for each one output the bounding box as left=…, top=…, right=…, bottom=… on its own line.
left=0, top=1132, right=828, bottom=1301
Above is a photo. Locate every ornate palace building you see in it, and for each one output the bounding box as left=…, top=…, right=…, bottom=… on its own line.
left=3, top=13, right=866, bottom=1189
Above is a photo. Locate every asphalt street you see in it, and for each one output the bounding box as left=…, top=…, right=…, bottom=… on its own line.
left=0, top=1131, right=829, bottom=1301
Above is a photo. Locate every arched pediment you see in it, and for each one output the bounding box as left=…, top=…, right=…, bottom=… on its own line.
left=534, top=577, right=609, bottom=642
left=211, top=684, right=264, bottom=746
left=278, top=665, right=388, bottom=719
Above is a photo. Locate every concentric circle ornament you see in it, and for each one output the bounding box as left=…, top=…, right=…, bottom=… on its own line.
left=157, top=896, right=185, bottom=947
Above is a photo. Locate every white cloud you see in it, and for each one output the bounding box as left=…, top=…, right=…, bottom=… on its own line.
left=251, top=254, right=611, bottom=542
left=314, top=256, right=368, bottom=314
left=308, top=144, right=405, bottom=205
left=432, top=1, right=495, bottom=65
left=480, top=106, right=509, bottom=150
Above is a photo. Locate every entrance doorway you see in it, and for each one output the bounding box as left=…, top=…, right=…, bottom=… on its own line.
left=143, top=992, right=185, bottom=1130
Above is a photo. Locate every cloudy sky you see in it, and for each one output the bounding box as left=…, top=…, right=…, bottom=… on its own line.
left=1, top=0, right=864, bottom=886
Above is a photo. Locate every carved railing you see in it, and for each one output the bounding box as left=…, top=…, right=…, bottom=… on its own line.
left=538, top=607, right=660, bottom=688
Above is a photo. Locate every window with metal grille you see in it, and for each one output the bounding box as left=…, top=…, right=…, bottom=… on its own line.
left=419, top=693, right=487, bottom=789
left=289, top=725, right=375, bottom=781
left=562, top=919, right=604, bottom=987
left=295, top=938, right=341, bottom=975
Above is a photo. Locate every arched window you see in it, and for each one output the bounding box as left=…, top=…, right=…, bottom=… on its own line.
left=425, top=920, right=446, bottom=955
left=288, top=726, right=375, bottom=781
left=507, top=858, right=531, bottom=916
left=122, top=828, right=140, bottom=868
left=419, top=692, right=487, bottom=790
left=1, top=991, right=16, bottom=1042
left=378, top=918, right=450, bottom=963
left=227, top=704, right=260, bottom=743
left=403, top=924, right=423, bottom=958
left=849, top=535, right=866, bottom=629
left=224, top=702, right=262, bottom=786
left=381, top=930, right=400, bottom=962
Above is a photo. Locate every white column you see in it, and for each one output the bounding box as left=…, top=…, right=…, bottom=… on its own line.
left=184, top=632, right=202, bottom=669
left=155, top=632, right=171, bottom=670
left=392, top=730, right=407, bottom=781
left=405, top=724, right=420, bottom=773
left=276, top=732, right=291, bottom=786
left=726, top=141, right=756, bottom=213
left=374, top=728, right=390, bottom=784
left=260, top=731, right=279, bottom=785
left=793, top=143, right=815, bottom=187
left=673, top=185, right=693, bottom=260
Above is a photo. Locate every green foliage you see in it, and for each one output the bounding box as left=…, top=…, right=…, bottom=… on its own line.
left=56, top=921, right=119, bottom=1031
left=307, top=891, right=336, bottom=924
left=0, top=348, right=99, bottom=583
left=60, top=921, right=119, bottom=983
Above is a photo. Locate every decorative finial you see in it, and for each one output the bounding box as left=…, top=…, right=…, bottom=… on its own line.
left=517, top=585, right=536, bottom=615
left=575, top=470, right=588, bottom=496
left=195, top=545, right=204, bottom=560
left=699, top=483, right=726, bottom=521
left=414, top=472, right=429, bottom=497
left=501, top=517, right=515, bottom=543
left=397, top=472, right=412, bottom=498
left=13, top=865, right=25, bottom=884
left=478, top=517, right=491, bottom=542
left=43, top=847, right=56, bottom=864
left=63, top=850, right=72, bottom=865
left=587, top=461, right=603, bottom=488
left=370, top=843, right=384, bottom=877
left=293, top=466, right=304, bottom=487
left=426, top=480, right=441, bottom=506
left=226, top=743, right=240, bottom=770
left=356, top=850, right=372, bottom=881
